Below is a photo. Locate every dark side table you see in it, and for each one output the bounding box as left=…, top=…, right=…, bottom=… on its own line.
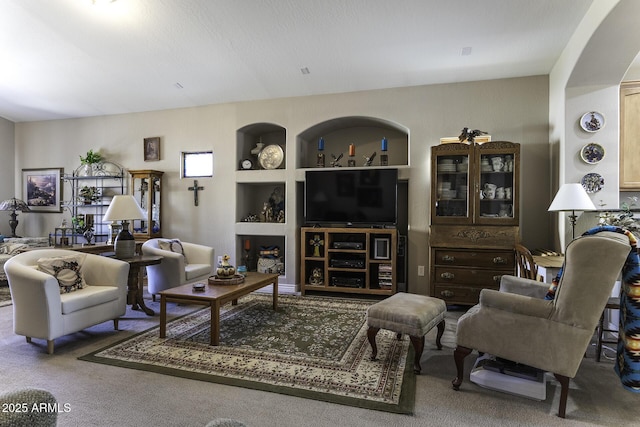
left=118, top=255, right=162, bottom=316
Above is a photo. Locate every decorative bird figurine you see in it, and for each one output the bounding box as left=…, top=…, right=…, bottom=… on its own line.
left=458, top=127, right=488, bottom=143
left=363, top=151, right=376, bottom=166
left=458, top=127, right=469, bottom=142
left=330, top=153, right=343, bottom=167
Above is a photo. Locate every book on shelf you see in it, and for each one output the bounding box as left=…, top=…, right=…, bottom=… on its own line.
left=378, top=263, right=393, bottom=289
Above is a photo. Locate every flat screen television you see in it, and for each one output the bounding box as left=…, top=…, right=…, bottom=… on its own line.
left=304, top=169, right=398, bottom=226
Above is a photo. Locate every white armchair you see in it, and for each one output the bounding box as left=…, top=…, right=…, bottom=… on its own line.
left=141, top=238, right=214, bottom=298
left=4, top=249, right=129, bottom=354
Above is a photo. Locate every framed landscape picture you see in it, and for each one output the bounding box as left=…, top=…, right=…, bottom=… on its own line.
left=22, top=167, right=63, bottom=212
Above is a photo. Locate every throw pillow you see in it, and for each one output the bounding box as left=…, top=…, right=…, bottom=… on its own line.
left=37, top=254, right=88, bottom=294
left=0, top=243, right=29, bottom=255
left=158, top=239, right=188, bottom=263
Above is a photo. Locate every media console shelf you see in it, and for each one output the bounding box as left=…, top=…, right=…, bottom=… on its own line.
left=300, top=227, right=397, bottom=295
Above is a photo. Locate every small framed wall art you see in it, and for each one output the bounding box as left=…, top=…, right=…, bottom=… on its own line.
left=22, top=167, right=63, bottom=212
left=144, top=137, right=161, bottom=161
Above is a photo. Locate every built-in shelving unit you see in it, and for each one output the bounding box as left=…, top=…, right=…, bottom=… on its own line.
left=235, top=123, right=289, bottom=281
left=234, top=116, right=410, bottom=292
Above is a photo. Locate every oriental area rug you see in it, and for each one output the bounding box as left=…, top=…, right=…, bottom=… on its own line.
left=79, top=294, right=415, bottom=414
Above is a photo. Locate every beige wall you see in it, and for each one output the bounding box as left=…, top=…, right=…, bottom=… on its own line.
left=549, top=0, right=640, bottom=249
left=12, top=75, right=549, bottom=294
left=0, top=116, right=15, bottom=236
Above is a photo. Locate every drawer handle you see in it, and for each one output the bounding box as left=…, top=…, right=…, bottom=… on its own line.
left=441, top=272, right=455, bottom=280
left=442, top=255, right=455, bottom=263
left=493, top=275, right=502, bottom=283
left=440, top=290, right=454, bottom=298
left=493, top=257, right=507, bottom=265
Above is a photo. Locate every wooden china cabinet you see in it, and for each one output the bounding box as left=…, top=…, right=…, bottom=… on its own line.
left=429, top=141, right=520, bottom=305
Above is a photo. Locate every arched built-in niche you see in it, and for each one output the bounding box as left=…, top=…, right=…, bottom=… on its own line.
left=236, top=122, right=287, bottom=171
left=296, top=116, right=409, bottom=169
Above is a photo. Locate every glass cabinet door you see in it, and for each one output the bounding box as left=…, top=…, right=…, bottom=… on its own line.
left=130, top=170, right=163, bottom=240
left=432, top=141, right=519, bottom=226
left=433, top=150, right=471, bottom=222
left=475, top=147, right=518, bottom=225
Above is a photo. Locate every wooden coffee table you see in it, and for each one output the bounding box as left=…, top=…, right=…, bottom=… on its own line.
left=159, top=272, right=279, bottom=346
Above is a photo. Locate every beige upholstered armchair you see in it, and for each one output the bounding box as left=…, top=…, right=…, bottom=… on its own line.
left=141, top=238, right=214, bottom=298
left=452, top=231, right=631, bottom=418
left=4, top=249, right=129, bottom=354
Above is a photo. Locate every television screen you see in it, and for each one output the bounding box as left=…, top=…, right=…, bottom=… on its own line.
left=304, top=169, right=398, bottom=226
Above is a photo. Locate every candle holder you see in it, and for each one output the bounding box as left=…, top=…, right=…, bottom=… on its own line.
left=317, top=137, right=325, bottom=167
left=348, top=143, right=356, bottom=167
left=380, top=137, right=389, bottom=166
left=243, top=239, right=252, bottom=271
left=243, top=249, right=251, bottom=270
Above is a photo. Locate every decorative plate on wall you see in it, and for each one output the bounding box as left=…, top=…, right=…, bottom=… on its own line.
left=258, top=144, right=284, bottom=169
left=581, top=172, right=604, bottom=193
left=580, top=142, right=605, bottom=164
left=580, top=111, right=605, bottom=132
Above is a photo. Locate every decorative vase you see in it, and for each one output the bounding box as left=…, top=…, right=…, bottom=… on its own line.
left=83, top=230, right=95, bottom=246
left=82, top=163, right=93, bottom=177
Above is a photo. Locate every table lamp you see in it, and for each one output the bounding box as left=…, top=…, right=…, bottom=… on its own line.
left=548, top=183, right=596, bottom=239
left=103, top=195, right=145, bottom=258
left=0, top=197, right=30, bottom=237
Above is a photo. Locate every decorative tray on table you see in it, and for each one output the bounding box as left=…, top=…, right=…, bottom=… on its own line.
left=208, top=275, right=245, bottom=285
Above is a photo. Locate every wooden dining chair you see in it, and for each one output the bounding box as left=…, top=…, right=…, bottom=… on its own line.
left=515, top=243, right=540, bottom=281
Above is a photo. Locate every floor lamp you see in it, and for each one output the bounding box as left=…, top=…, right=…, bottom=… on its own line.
left=0, top=197, right=30, bottom=238
left=548, top=183, right=596, bottom=239
left=103, top=195, right=146, bottom=259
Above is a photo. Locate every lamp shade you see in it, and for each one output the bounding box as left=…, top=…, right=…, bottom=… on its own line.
left=0, top=198, right=30, bottom=212
left=548, top=183, right=596, bottom=212
left=103, top=195, right=145, bottom=221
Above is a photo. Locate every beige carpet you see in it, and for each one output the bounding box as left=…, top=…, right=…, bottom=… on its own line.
left=1, top=292, right=638, bottom=426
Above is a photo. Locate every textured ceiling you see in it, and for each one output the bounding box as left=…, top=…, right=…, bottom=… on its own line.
left=0, top=0, right=595, bottom=122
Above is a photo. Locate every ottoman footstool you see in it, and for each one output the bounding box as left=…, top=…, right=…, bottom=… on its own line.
left=367, top=293, right=447, bottom=374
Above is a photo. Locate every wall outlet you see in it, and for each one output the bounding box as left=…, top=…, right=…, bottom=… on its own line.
left=418, top=265, right=425, bottom=276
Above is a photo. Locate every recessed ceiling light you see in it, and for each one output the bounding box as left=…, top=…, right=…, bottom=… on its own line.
left=461, top=47, right=472, bottom=56
left=300, top=67, right=310, bottom=75
left=92, top=0, right=116, bottom=4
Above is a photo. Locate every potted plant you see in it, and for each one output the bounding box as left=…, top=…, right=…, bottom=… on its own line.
left=78, top=186, right=99, bottom=204
left=79, top=149, right=103, bottom=176
left=598, top=196, right=639, bottom=233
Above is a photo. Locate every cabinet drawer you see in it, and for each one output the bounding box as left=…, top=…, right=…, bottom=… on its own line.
left=433, top=284, right=495, bottom=305
left=433, top=249, right=513, bottom=268
left=433, top=266, right=509, bottom=287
